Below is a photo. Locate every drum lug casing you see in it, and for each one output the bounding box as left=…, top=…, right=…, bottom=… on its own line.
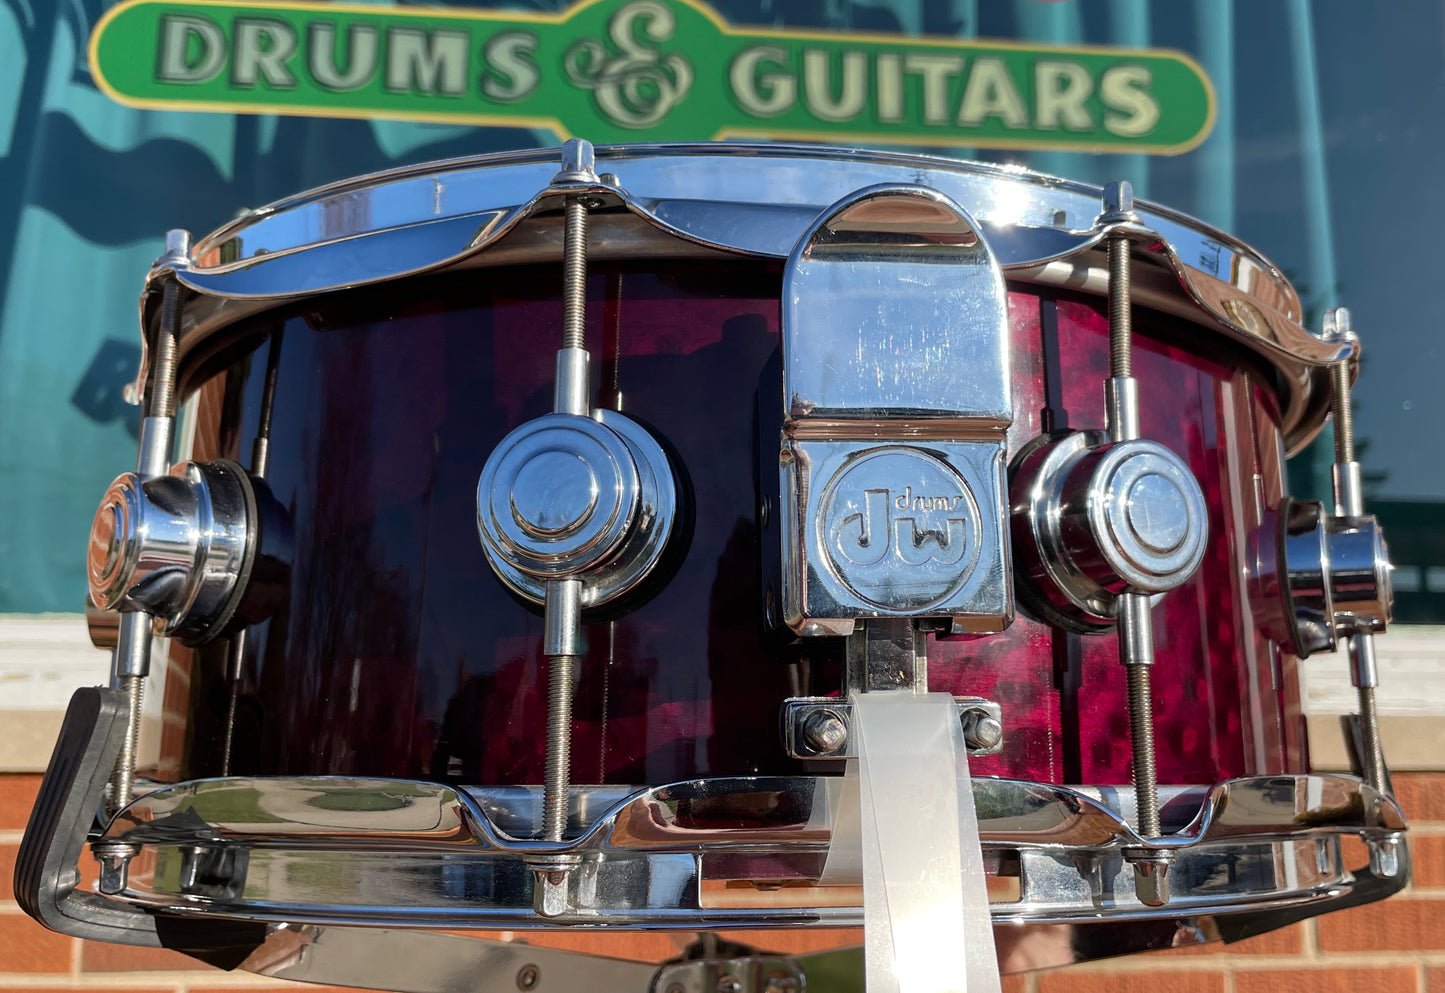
left=86, top=458, right=263, bottom=643
left=772, top=184, right=1014, bottom=636
left=1251, top=496, right=1393, bottom=658
left=1009, top=429, right=1209, bottom=630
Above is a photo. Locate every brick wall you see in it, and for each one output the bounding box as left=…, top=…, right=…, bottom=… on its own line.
left=2, top=773, right=1442, bottom=991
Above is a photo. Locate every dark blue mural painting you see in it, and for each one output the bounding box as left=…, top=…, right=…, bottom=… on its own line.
left=2, top=0, right=1443, bottom=619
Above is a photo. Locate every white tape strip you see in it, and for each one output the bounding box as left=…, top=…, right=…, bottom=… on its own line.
left=814, top=770, right=860, bottom=885
left=830, top=691, right=1001, bottom=993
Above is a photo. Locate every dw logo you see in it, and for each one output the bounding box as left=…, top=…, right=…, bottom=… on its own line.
left=819, top=449, right=982, bottom=610
left=831, top=488, right=969, bottom=568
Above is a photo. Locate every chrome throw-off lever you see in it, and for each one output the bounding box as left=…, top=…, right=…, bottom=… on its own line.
left=770, top=183, right=1014, bottom=639
left=475, top=140, right=678, bottom=851
left=771, top=185, right=1015, bottom=798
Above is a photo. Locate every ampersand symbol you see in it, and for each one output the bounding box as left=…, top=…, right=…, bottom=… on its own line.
left=564, top=0, right=694, bottom=128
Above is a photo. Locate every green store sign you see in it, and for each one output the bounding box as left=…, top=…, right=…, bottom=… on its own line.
left=90, top=0, right=1215, bottom=153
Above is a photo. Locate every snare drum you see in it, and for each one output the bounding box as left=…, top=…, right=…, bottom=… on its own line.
left=169, top=251, right=1293, bottom=790
left=20, top=144, right=1408, bottom=988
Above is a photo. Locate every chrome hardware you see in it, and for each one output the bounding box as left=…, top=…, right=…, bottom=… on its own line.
left=17, top=689, right=1411, bottom=980
left=1371, top=836, right=1404, bottom=878
left=89, top=773, right=1405, bottom=932
left=1268, top=498, right=1392, bottom=658
left=775, top=185, right=1012, bottom=636
left=103, top=238, right=190, bottom=812
left=88, top=459, right=255, bottom=640
left=1125, top=852, right=1173, bottom=910
left=651, top=956, right=804, bottom=993
left=107, top=617, right=148, bottom=812
left=478, top=412, right=676, bottom=608
left=175, top=842, right=248, bottom=900
left=554, top=136, right=600, bottom=187
left=150, top=145, right=1345, bottom=453
left=482, top=416, right=634, bottom=575
left=1097, top=180, right=1193, bottom=904
left=960, top=706, right=1004, bottom=752
left=1012, top=431, right=1207, bottom=626
left=784, top=696, right=1004, bottom=758
left=90, top=839, right=138, bottom=896
left=1011, top=182, right=1193, bottom=875
left=844, top=616, right=927, bottom=692
left=145, top=231, right=190, bottom=423
left=529, top=852, right=584, bottom=919
left=799, top=708, right=848, bottom=755
left=1322, top=306, right=1390, bottom=793
left=545, top=141, right=592, bottom=846
left=1253, top=313, right=1392, bottom=671
left=475, top=140, right=681, bottom=843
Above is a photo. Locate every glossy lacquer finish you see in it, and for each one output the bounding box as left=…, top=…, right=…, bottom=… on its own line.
left=170, top=261, right=1303, bottom=788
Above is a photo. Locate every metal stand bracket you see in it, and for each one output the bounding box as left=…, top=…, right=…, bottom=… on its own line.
left=14, top=687, right=268, bottom=966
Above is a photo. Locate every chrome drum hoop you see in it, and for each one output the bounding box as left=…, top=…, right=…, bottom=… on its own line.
left=21, top=689, right=1404, bottom=982
left=147, top=144, right=1345, bottom=453
left=92, top=772, right=1405, bottom=931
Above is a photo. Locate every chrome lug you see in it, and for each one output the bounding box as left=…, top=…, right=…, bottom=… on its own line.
left=87, top=458, right=255, bottom=641
left=1012, top=432, right=1207, bottom=627
left=477, top=411, right=678, bottom=610
left=1261, top=497, right=1392, bottom=658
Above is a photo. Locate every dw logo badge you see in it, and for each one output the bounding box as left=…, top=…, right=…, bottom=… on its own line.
left=820, top=448, right=982, bottom=610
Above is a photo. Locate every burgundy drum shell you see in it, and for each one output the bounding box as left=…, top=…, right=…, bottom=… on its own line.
left=163, top=259, right=1305, bottom=788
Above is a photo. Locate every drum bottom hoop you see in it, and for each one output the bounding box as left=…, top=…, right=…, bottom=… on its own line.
left=98, top=772, right=1404, bottom=932
left=16, top=689, right=1409, bottom=988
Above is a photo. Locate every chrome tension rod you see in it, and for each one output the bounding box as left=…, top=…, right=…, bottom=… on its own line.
left=541, top=145, right=597, bottom=845
left=474, top=140, right=677, bottom=870
left=1101, top=182, right=1171, bottom=906
left=107, top=229, right=190, bottom=813
left=1322, top=307, right=1388, bottom=794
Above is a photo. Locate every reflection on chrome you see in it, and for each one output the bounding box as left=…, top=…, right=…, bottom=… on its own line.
left=138, top=144, right=1345, bottom=452
left=89, top=773, right=1404, bottom=932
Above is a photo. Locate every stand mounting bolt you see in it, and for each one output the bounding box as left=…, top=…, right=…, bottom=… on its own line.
left=802, top=710, right=848, bottom=754
left=960, top=708, right=1004, bottom=751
